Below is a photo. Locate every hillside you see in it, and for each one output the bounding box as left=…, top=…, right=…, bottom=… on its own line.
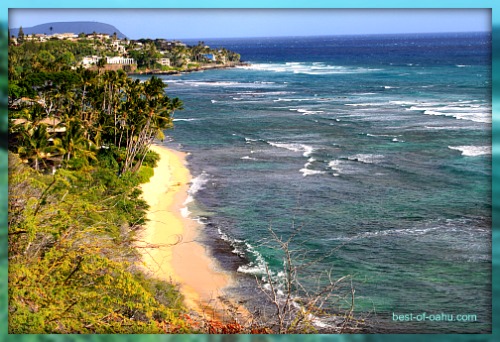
left=9, top=21, right=126, bottom=38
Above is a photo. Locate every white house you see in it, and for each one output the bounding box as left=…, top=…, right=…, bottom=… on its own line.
left=106, top=56, right=135, bottom=65
left=87, top=33, right=110, bottom=40
left=157, top=58, right=171, bottom=66
left=52, top=33, right=78, bottom=40
left=81, top=56, right=101, bottom=68
left=111, top=40, right=126, bottom=54
left=81, top=56, right=135, bottom=68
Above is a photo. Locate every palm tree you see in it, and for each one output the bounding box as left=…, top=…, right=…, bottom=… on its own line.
left=55, top=118, right=96, bottom=167
left=17, top=26, right=25, bottom=44
left=121, top=76, right=182, bottom=173
left=17, top=124, right=59, bottom=171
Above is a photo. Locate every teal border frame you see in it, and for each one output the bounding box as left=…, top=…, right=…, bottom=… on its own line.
left=0, top=1, right=497, bottom=341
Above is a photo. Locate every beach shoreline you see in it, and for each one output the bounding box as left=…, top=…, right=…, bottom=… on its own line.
left=138, top=143, right=245, bottom=321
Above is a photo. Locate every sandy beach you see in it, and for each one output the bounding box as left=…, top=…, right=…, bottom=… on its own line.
left=139, top=144, right=235, bottom=318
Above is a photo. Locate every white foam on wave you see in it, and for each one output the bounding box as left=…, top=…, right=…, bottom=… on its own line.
left=300, top=168, right=326, bottom=177
left=423, top=110, right=490, bottom=123
left=188, top=171, right=209, bottom=198
left=300, top=157, right=326, bottom=177
left=236, top=91, right=294, bottom=96
left=345, top=103, right=381, bottom=107
left=245, top=137, right=259, bottom=143
left=423, top=126, right=465, bottom=130
left=389, top=100, right=420, bottom=106
left=268, top=142, right=314, bottom=157
left=183, top=174, right=206, bottom=206
left=448, top=145, right=491, bottom=156
left=217, top=228, right=246, bottom=258
left=180, top=206, right=191, bottom=218
left=274, top=97, right=314, bottom=102
left=328, top=160, right=344, bottom=177
left=366, top=133, right=394, bottom=137
left=241, top=156, right=258, bottom=161
left=330, top=218, right=489, bottom=244
left=406, top=103, right=491, bottom=123
left=289, top=108, right=325, bottom=115
left=169, top=79, right=282, bottom=89
left=236, top=241, right=269, bottom=275
left=347, top=154, right=384, bottom=164
left=238, top=62, right=381, bottom=75
left=173, top=118, right=198, bottom=122
left=330, top=226, right=443, bottom=242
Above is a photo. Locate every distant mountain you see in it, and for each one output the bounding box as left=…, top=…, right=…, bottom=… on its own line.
left=9, top=21, right=127, bottom=39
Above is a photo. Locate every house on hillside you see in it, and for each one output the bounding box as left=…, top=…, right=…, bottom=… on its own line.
left=52, top=33, right=78, bottom=40
left=106, top=56, right=135, bottom=65
left=157, top=58, right=171, bottom=66
left=81, top=56, right=135, bottom=68
left=86, top=33, right=110, bottom=41
left=24, top=33, right=48, bottom=42
left=202, top=53, right=217, bottom=62
left=39, top=117, right=66, bottom=133
left=81, top=56, right=101, bottom=68
left=111, top=40, right=127, bottom=54
left=10, top=117, right=66, bottom=133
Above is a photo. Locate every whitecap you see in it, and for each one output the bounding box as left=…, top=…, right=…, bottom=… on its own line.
left=347, top=154, right=384, bottom=164
left=238, top=62, right=381, bottom=75
left=274, top=98, right=315, bottom=102
left=189, top=171, right=209, bottom=196
left=236, top=241, right=269, bottom=276
left=268, top=142, right=314, bottom=157
left=345, top=103, right=381, bottom=107
left=328, top=160, right=342, bottom=172
left=244, top=137, right=259, bottom=143
left=300, top=168, right=326, bottom=177
left=423, top=110, right=490, bottom=123
left=173, top=118, right=198, bottom=122
left=180, top=207, right=191, bottom=218
left=389, top=100, right=420, bottom=106
left=448, top=146, right=491, bottom=156
left=289, top=108, right=325, bottom=115
left=407, top=103, right=491, bottom=123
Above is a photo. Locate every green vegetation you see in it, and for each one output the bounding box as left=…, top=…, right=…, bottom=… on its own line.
left=8, top=36, right=191, bottom=333
left=128, top=39, right=241, bottom=71
left=8, top=30, right=241, bottom=74
left=7, top=33, right=356, bottom=334
left=8, top=152, right=189, bottom=333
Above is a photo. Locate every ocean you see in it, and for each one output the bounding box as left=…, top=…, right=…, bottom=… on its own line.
left=136, top=32, right=492, bottom=333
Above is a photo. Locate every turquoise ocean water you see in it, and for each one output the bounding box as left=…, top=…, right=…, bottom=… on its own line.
left=136, top=32, right=491, bottom=333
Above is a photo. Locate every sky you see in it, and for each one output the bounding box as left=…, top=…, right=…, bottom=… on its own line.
left=8, top=8, right=491, bottom=40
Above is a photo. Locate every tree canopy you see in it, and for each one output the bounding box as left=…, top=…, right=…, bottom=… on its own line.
left=8, top=36, right=190, bottom=334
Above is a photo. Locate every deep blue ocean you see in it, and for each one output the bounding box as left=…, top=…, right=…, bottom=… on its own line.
left=137, top=32, right=491, bottom=333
